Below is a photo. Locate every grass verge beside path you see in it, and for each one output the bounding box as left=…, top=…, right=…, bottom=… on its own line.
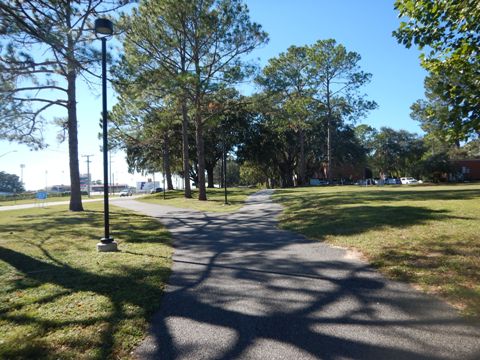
left=0, top=195, right=104, bottom=207
left=0, top=203, right=172, bottom=359
left=273, top=184, right=480, bottom=319
left=140, top=187, right=258, bottom=212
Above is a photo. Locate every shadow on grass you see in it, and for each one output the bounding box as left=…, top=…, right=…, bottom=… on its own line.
left=0, top=246, right=170, bottom=359
left=1, top=210, right=168, bottom=245
left=281, top=204, right=458, bottom=239
left=0, top=207, right=171, bottom=359
left=276, top=188, right=480, bottom=210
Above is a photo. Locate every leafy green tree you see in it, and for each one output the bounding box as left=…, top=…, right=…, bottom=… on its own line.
left=370, top=127, right=425, bottom=177
left=410, top=72, right=476, bottom=145
left=449, top=139, right=480, bottom=160
left=180, top=0, right=267, bottom=200
left=116, top=0, right=267, bottom=200
left=330, top=125, right=367, bottom=177
left=236, top=100, right=294, bottom=187
left=306, top=40, right=377, bottom=180
left=203, top=93, right=252, bottom=188
left=255, top=40, right=375, bottom=184
left=115, top=0, right=195, bottom=197
left=256, top=45, right=314, bottom=185
left=0, top=171, right=24, bottom=193
left=239, top=161, right=269, bottom=187
left=354, top=124, right=377, bottom=155
left=419, top=152, right=452, bottom=183
left=0, top=0, right=123, bottom=211
left=112, top=106, right=180, bottom=191
left=394, top=0, right=480, bottom=139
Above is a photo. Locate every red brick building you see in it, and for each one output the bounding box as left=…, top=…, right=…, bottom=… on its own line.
left=453, top=159, right=480, bottom=181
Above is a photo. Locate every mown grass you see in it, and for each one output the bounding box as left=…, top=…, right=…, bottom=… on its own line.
left=0, top=203, right=172, bottom=359
left=0, top=195, right=104, bottom=207
left=273, top=184, right=480, bottom=319
left=140, top=187, right=258, bottom=212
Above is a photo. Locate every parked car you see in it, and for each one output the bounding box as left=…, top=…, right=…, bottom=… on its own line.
left=119, top=189, right=133, bottom=197
left=356, top=179, right=375, bottom=186
left=150, top=187, right=163, bottom=194
left=385, top=178, right=400, bottom=185
left=400, top=177, right=418, bottom=184
left=309, top=179, right=329, bottom=186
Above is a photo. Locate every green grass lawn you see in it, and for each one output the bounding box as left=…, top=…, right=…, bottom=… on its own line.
left=140, top=187, right=258, bottom=212
left=0, top=203, right=172, bottom=359
left=0, top=195, right=104, bottom=207
left=273, top=183, right=480, bottom=319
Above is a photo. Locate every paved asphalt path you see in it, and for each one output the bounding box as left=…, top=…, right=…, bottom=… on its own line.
left=113, top=190, right=480, bottom=360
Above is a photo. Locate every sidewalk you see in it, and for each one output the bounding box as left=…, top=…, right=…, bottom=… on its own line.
left=114, top=191, right=480, bottom=360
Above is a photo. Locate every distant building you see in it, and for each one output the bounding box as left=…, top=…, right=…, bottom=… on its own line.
left=452, top=159, right=480, bottom=181
left=90, top=184, right=129, bottom=193
left=49, top=185, right=70, bottom=193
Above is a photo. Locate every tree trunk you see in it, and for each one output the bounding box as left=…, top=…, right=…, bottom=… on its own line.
left=181, top=99, right=192, bottom=198
left=163, top=132, right=174, bottom=190
left=220, top=159, right=224, bottom=188
left=195, top=109, right=207, bottom=201
left=206, top=163, right=215, bottom=188
left=299, top=128, right=306, bottom=186
left=279, top=161, right=294, bottom=188
left=326, top=82, right=332, bottom=182
left=66, top=30, right=83, bottom=211
left=327, top=116, right=332, bottom=181
left=193, top=42, right=207, bottom=200
left=180, top=40, right=192, bottom=198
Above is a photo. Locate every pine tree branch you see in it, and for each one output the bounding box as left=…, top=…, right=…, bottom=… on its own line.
left=2, top=85, right=67, bottom=93
left=12, top=97, right=68, bottom=108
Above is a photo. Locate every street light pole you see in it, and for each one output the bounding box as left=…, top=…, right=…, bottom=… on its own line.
left=223, top=126, right=228, bottom=205
left=95, top=18, right=117, bottom=252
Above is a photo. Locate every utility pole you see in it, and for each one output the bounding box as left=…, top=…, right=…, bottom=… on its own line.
left=20, top=164, right=25, bottom=187
left=82, top=155, right=93, bottom=198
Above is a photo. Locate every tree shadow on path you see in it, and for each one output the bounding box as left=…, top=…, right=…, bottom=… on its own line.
left=114, top=191, right=480, bottom=360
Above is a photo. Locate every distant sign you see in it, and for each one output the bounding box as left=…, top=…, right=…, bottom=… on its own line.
left=36, top=191, right=48, bottom=200
left=136, top=181, right=159, bottom=191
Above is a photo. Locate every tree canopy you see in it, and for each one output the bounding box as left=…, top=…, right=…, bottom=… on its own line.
left=114, top=0, right=267, bottom=199
left=0, top=171, right=24, bottom=193
left=394, top=0, right=480, bottom=140
left=0, top=0, right=124, bottom=210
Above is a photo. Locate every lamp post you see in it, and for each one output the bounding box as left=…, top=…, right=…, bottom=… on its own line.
left=20, top=164, right=25, bottom=186
left=95, top=18, right=117, bottom=252
left=222, top=125, right=228, bottom=205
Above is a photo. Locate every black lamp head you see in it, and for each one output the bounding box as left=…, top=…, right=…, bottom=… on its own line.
left=94, top=18, right=113, bottom=38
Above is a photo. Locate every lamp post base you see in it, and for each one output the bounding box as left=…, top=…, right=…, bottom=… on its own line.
left=97, top=239, right=118, bottom=252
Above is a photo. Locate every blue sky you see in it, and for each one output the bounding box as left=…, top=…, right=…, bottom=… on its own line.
left=0, top=0, right=427, bottom=190
left=244, top=0, right=427, bottom=131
